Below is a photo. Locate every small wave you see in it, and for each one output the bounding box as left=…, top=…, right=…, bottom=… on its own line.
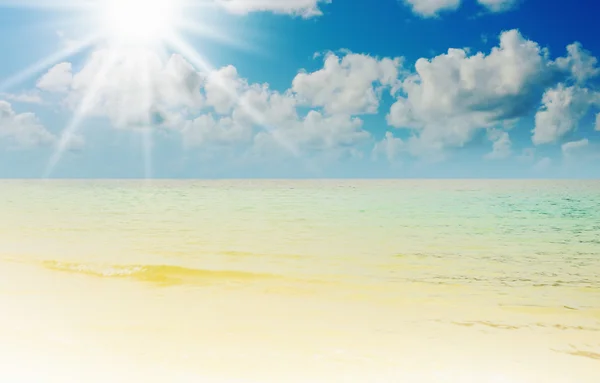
left=42, top=260, right=277, bottom=286
left=555, top=349, right=600, bottom=361
left=452, top=321, right=521, bottom=330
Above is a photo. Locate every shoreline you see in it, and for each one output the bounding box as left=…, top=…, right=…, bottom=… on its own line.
left=1, top=259, right=599, bottom=382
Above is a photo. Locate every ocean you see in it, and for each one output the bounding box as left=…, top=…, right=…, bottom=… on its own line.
left=0, top=180, right=599, bottom=382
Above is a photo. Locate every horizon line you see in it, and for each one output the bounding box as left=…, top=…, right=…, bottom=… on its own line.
left=1, top=177, right=599, bottom=181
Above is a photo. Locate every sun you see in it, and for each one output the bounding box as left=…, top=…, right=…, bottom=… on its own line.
left=98, top=0, right=183, bottom=45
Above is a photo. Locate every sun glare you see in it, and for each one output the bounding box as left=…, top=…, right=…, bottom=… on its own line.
left=0, top=0, right=274, bottom=178
left=99, top=0, right=182, bottom=45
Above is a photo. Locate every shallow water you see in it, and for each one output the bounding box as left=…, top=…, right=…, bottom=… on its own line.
left=1, top=180, right=599, bottom=382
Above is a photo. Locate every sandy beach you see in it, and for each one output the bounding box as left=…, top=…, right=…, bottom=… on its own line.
left=1, top=180, right=599, bottom=382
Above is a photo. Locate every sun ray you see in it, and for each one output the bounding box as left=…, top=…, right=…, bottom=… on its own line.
left=139, top=52, right=155, bottom=180
left=0, top=0, right=87, bottom=8
left=177, top=20, right=264, bottom=55
left=0, top=34, right=97, bottom=92
left=0, top=0, right=320, bottom=177
left=165, top=33, right=302, bottom=158
left=141, top=127, right=154, bottom=180
left=43, top=50, right=118, bottom=178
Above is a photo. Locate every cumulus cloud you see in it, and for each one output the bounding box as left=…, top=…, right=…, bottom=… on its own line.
left=181, top=113, right=252, bottom=148
left=402, top=0, right=461, bottom=17
left=253, top=111, right=369, bottom=156
left=204, top=65, right=246, bottom=115
left=555, top=43, right=599, bottom=84
left=0, top=101, right=55, bottom=148
left=34, top=29, right=600, bottom=162
left=292, top=52, right=402, bottom=115
left=203, top=64, right=371, bottom=154
left=215, top=0, right=330, bottom=17
left=63, top=133, right=86, bottom=152
left=372, top=132, right=405, bottom=162
left=485, top=129, right=511, bottom=159
left=477, top=0, right=518, bottom=12
left=532, top=84, right=597, bottom=145
left=402, top=0, right=518, bottom=16
left=561, top=138, right=589, bottom=156
left=387, top=29, right=554, bottom=152
left=44, top=48, right=205, bottom=128
left=0, top=92, right=43, bottom=104
left=37, top=62, right=73, bottom=93
left=232, top=85, right=298, bottom=128
left=202, top=65, right=298, bottom=127
left=387, top=29, right=600, bottom=156
left=37, top=46, right=374, bottom=157
left=292, top=111, right=369, bottom=150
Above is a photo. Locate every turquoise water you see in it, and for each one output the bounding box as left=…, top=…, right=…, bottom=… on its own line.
left=2, top=179, right=599, bottom=279
left=0, top=180, right=599, bottom=382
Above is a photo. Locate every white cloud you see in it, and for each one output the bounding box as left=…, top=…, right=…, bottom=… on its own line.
left=215, top=0, right=330, bottom=17
left=204, top=65, right=245, bottom=115
left=202, top=65, right=299, bottom=129
left=561, top=138, right=589, bottom=155
left=0, top=92, right=43, bottom=104
left=387, top=29, right=600, bottom=156
left=64, top=133, right=86, bottom=151
left=181, top=113, right=252, bottom=148
left=40, top=46, right=373, bottom=157
left=292, top=52, right=402, bottom=115
left=35, top=31, right=599, bottom=163
left=485, top=129, right=511, bottom=159
left=182, top=52, right=374, bottom=155
left=373, top=132, right=405, bottom=162
left=402, top=0, right=461, bottom=17
left=0, top=101, right=55, bottom=148
left=49, top=48, right=205, bottom=128
left=388, top=29, right=554, bottom=154
left=477, top=0, right=518, bottom=12
left=294, top=111, right=369, bottom=150
left=205, top=62, right=372, bottom=155
left=532, top=84, right=597, bottom=145
left=37, top=62, right=73, bottom=93
left=555, top=43, right=599, bottom=84
left=402, top=0, right=519, bottom=16
left=233, top=86, right=298, bottom=128
left=254, top=111, right=369, bottom=155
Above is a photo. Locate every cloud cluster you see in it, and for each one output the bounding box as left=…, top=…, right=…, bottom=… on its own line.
left=0, top=92, right=43, bottom=104
left=561, top=138, right=589, bottom=156
left=37, top=62, right=73, bottom=93
left=384, top=29, right=599, bottom=158
left=402, top=0, right=518, bottom=17
left=0, top=101, right=55, bottom=148
left=372, top=132, right=406, bottom=162
left=31, top=28, right=600, bottom=167
left=402, top=0, right=461, bottom=18
left=36, top=48, right=401, bottom=157
left=215, top=0, right=331, bottom=17
left=292, top=52, right=402, bottom=115
left=532, top=85, right=598, bottom=145
left=485, top=129, right=511, bottom=159
left=476, top=0, right=517, bottom=12
left=40, top=49, right=205, bottom=128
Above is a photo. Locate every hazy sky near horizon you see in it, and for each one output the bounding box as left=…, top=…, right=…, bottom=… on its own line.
left=0, top=0, right=599, bottom=178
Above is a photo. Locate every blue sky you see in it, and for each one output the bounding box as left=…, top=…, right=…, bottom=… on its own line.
left=0, top=0, right=599, bottom=178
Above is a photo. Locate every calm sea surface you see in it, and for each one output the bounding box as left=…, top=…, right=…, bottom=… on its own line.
left=1, top=180, right=599, bottom=382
